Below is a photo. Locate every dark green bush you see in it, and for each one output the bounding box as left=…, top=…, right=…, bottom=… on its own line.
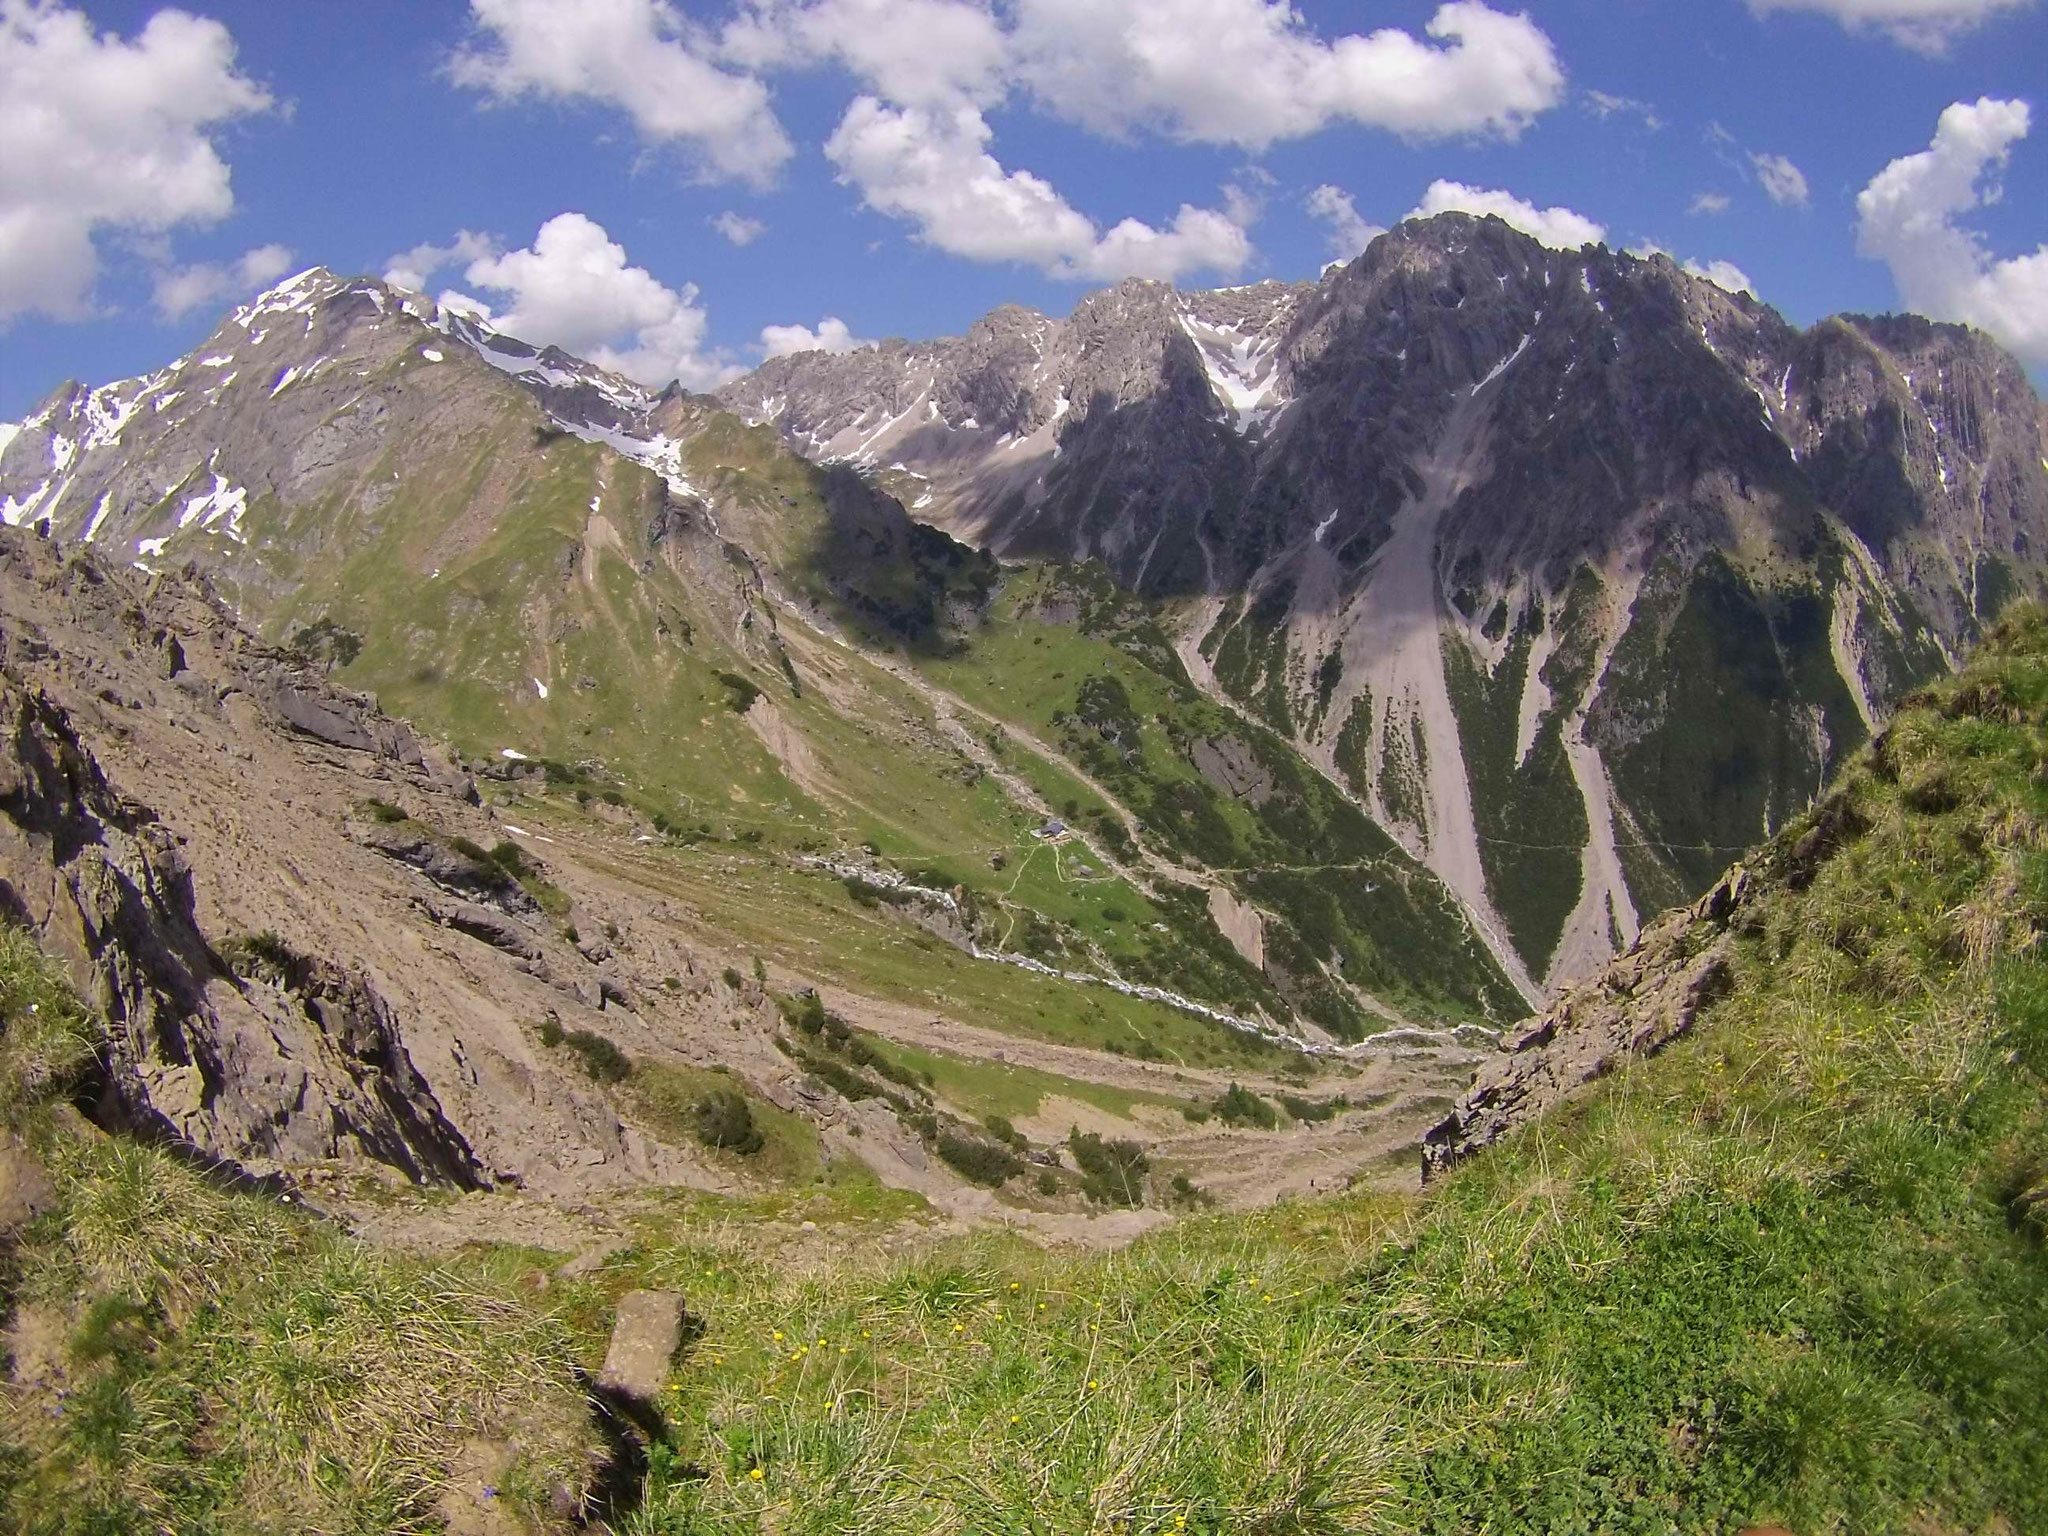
left=554, top=1028, right=630, bottom=1084
left=1069, top=1131, right=1149, bottom=1207
left=983, top=1114, right=1027, bottom=1151
left=693, top=1088, right=765, bottom=1154
left=1214, top=1082, right=1279, bottom=1129
left=360, top=798, right=410, bottom=824
left=1277, top=1092, right=1343, bottom=1124
left=783, top=991, right=827, bottom=1035
left=798, top=1052, right=882, bottom=1102
left=936, top=1133, right=1024, bottom=1188
left=715, top=671, right=761, bottom=713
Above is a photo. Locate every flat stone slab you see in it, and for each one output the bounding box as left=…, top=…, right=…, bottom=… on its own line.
left=0, top=1138, right=56, bottom=1234
left=598, top=1289, right=686, bottom=1405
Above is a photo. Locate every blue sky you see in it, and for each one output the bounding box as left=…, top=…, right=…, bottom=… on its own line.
left=3, top=0, right=2045, bottom=419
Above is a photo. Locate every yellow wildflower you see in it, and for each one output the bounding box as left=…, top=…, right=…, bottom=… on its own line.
left=749, top=1468, right=765, bottom=1482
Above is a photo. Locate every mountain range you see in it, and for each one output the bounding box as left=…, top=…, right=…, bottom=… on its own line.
left=8, top=214, right=2042, bottom=1014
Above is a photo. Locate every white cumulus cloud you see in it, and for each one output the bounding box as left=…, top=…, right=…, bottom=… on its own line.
left=1009, top=0, right=1563, bottom=148
left=0, top=0, right=273, bottom=322
left=1632, top=239, right=1757, bottom=297
left=760, top=315, right=872, bottom=358
left=1304, top=185, right=1386, bottom=262
left=455, top=212, right=744, bottom=388
left=710, top=211, right=767, bottom=246
left=1749, top=0, right=2035, bottom=53
left=1688, top=191, right=1733, bottom=216
left=723, top=0, right=1564, bottom=147
left=824, top=97, right=1250, bottom=283
left=1750, top=152, right=1811, bottom=207
left=452, top=0, right=792, bottom=186
left=153, top=242, right=294, bottom=320
left=1683, top=258, right=1757, bottom=296
left=1856, top=96, right=2048, bottom=365
left=1406, top=181, right=1606, bottom=249
left=383, top=230, right=499, bottom=292
left=721, top=0, right=1010, bottom=108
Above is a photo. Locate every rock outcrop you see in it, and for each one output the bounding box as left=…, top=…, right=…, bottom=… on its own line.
left=1421, top=762, right=1876, bottom=1174
left=1421, top=867, right=1747, bottom=1177
left=0, top=529, right=716, bottom=1192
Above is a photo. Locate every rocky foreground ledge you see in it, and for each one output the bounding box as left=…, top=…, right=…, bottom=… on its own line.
left=1423, top=782, right=1871, bottom=1175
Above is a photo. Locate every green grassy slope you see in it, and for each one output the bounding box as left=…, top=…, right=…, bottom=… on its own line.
left=922, top=565, right=1525, bottom=1033
left=0, top=927, right=597, bottom=1533
left=611, top=604, right=2048, bottom=1532
left=6, top=609, right=2046, bottom=1531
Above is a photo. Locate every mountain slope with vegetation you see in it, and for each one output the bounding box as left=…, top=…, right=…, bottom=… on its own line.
left=0, top=266, right=1526, bottom=1048
left=736, top=214, right=2048, bottom=990
left=7, top=605, right=2044, bottom=1533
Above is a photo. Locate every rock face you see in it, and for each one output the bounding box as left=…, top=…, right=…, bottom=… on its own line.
left=1420, top=868, right=1746, bottom=1177
left=0, top=529, right=722, bottom=1191
left=726, top=214, right=2048, bottom=991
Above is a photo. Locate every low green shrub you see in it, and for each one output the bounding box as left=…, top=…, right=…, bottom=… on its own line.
left=1214, top=1082, right=1279, bottom=1129
left=693, top=1088, right=765, bottom=1155
left=715, top=671, right=761, bottom=713
left=1069, top=1130, right=1148, bottom=1206
left=983, top=1114, right=1028, bottom=1151
left=936, top=1133, right=1025, bottom=1188
left=537, top=1025, right=629, bottom=1084
left=1277, top=1092, right=1344, bottom=1123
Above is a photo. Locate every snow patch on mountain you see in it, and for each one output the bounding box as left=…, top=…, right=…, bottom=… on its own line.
left=177, top=471, right=249, bottom=543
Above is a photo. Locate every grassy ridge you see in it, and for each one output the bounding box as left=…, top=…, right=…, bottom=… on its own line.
left=612, top=605, right=2048, bottom=1532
